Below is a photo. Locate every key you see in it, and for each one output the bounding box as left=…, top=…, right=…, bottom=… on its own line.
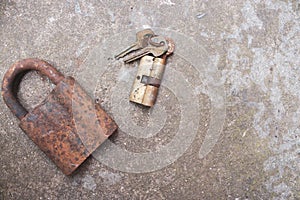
left=165, top=37, right=175, bottom=56
left=123, top=35, right=169, bottom=63
left=115, top=29, right=155, bottom=59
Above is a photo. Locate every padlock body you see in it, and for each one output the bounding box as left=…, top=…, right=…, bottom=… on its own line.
left=130, top=55, right=166, bottom=107
left=19, top=77, right=117, bottom=175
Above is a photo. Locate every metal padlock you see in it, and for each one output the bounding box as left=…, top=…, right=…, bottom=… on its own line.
left=2, top=58, right=117, bottom=175
left=130, top=55, right=166, bottom=107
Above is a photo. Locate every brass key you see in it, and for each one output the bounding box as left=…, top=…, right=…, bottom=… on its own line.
left=115, top=29, right=155, bottom=59
left=123, top=35, right=169, bottom=63
left=165, top=37, right=175, bottom=56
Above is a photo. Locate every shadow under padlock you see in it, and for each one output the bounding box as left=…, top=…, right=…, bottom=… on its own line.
left=1, top=58, right=118, bottom=175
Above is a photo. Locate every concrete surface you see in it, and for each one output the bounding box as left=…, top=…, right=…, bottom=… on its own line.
left=0, top=0, right=299, bottom=199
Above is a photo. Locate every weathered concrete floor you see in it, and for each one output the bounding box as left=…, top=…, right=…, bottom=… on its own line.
left=0, top=0, right=299, bottom=199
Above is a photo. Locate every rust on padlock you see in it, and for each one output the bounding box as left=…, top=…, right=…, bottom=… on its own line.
left=2, top=58, right=117, bottom=175
left=2, top=59, right=65, bottom=120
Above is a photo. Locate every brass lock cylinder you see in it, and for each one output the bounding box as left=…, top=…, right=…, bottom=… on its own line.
left=130, top=55, right=166, bottom=107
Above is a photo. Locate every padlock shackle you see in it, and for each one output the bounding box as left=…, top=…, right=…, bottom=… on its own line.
left=2, top=58, right=65, bottom=120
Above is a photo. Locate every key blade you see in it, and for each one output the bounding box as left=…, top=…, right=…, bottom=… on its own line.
left=115, top=43, right=139, bottom=59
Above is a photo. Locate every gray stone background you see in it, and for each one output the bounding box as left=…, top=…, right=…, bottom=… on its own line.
left=0, top=0, right=299, bottom=199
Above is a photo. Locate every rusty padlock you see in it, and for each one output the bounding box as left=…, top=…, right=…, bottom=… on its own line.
left=2, top=58, right=117, bottom=175
left=129, top=55, right=166, bottom=107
